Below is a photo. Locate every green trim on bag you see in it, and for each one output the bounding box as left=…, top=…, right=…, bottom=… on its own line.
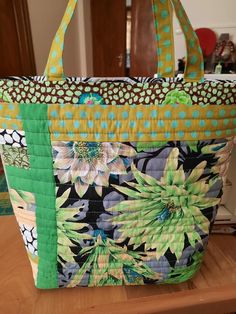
left=5, top=104, right=58, bottom=289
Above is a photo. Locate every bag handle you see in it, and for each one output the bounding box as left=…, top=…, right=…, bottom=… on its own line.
left=44, top=0, right=204, bottom=82
left=152, top=0, right=175, bottom=78
left=44, top=0, right=78, bottom=81
left=152, top=0, right=204, bottom=81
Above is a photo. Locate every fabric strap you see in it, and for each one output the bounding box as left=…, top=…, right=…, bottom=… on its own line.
left=152, top=0, right=204, bottom=81
left=44, top=0, right=204, bottom=82
left=44, top=0, right=78, bottom=81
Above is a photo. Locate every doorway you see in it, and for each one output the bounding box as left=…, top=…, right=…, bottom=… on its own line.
left=90, top=0, right=157, bottom=77
left=0, top=0, right=36, bottom=77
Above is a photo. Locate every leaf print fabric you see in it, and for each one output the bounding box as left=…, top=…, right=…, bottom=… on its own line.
left=202, top=139, right=234, bottom=183
left=108, top=148, right=220, bottom=260
left=67, top=231, right=161, bottom=287
left=54, top=139, right=231, bottom=287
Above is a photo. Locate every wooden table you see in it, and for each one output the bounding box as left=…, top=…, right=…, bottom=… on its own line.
left=0, top=216, right=235, bottom=314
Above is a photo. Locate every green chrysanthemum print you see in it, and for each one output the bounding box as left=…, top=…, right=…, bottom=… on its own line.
left=162, top=89, right=193, bottom=106
left=56, top=188, right=92, bottom=263
left=108, top=148, right=220, bottom=260
left=136, top=141, right=167, bottom=152
left=164, top=251, right=204, bottom=284
left=202, top=140, right=234, bottom=182
left=67, top=230, right=161, bottom=287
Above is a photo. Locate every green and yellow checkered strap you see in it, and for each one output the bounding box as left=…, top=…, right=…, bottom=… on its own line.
left=44, top=0, right=204, bottom=82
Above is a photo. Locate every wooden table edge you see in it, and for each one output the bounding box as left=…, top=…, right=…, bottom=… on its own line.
left=84, top=283, right=236, bottom=314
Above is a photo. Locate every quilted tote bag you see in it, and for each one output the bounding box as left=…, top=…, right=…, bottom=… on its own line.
left=0, top=0, right=236, bottom=289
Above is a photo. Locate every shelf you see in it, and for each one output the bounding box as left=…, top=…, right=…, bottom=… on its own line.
left=215, top=205, right=236, bottom=224
left=0, top=216, right=236, bottom=314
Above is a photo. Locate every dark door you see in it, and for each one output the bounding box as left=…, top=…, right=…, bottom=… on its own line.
left=0, top=0, right=36, bottom=76
left=91, top=0, right=126, bottom=76
left=90, top=0, right=156, bottom=77
left=130, top=0, right=156, bottom=76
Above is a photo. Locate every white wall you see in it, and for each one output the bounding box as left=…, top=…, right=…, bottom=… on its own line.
left=176, top=0, right=236, bottom=215
left=27, top=0, right=83, bottom=76
left=174, top=0, right=236, bottom=64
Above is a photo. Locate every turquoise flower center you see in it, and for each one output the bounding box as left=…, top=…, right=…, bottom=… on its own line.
left=94, top=229, right=107, bottom=240
left=157, top=201, right=180, bottom=222
left=79, top=93, right=104, bottom=105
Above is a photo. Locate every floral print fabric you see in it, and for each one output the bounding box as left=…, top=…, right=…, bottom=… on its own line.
left=1, top=76, right=235, bottom=288
left=54, top=138, right=232, bottom=287
left=53, top=142, right=136, bottom=197
left=1, top=145, right=29, bottom=169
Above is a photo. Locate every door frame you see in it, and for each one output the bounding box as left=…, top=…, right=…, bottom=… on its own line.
left=77, top=0, right=94, bottom=76
left=11, top=0, right=36, bottom=75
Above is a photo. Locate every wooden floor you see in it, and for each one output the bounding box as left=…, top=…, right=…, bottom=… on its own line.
left=0, top=216, right=236, bottom=314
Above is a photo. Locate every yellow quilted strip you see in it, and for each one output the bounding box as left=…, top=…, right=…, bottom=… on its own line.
left=1, top=102, right=236, bottom=142
left=0, top=102, right=22, bottom=130
left=48, top=103, right=236, bottom=142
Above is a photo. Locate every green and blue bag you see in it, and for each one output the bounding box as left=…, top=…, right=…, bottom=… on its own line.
left=0, top=0, right=235, bottom=289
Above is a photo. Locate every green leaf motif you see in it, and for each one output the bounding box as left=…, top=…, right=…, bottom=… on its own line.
left=187, top=141, right=199, bottom=152
left=164, top=251, right=204, bottom=284
left=108, top=148, right=220, bottom=260
left=9, top=189, right=35, bottom=211
left=67, top=233, right=161, bottom=288
left=56, top=188, right=92, bottom=263
left=136, top=142, right=167, bottom=152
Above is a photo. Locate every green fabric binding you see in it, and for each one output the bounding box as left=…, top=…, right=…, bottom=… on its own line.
left=5, top=104, right=58, bottom=289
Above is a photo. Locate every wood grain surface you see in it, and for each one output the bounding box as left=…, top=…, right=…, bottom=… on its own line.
left=0, top=0, right=36, bottom=76
left=0, top=216, right=235, bottom=314
left=91, top=0, right=126, bottom=76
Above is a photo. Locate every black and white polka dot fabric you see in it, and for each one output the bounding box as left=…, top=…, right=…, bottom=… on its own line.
left=0, top=129, right=26, bottom=147
left=20, top=225, right=38, bottom=256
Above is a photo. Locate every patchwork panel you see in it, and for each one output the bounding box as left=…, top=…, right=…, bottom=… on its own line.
left=5, top=104, right=58, bottom=289
left=9, top=188, right=38, bottom=280
left=1, top=145, right=29, bottom=169
left=1, top=78, right=236, bottom=289
left=1, top=0, right=236, bottom=289
left=0, top=129, right=26, bottom=147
